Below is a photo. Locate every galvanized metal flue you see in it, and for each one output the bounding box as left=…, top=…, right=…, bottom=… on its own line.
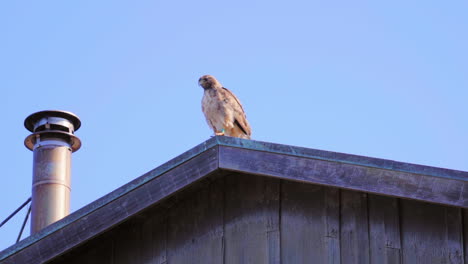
left=24, top=110, right=81, bottom=234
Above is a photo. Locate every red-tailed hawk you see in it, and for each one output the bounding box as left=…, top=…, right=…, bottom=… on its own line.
left=199, top=75, right=252, bottom=139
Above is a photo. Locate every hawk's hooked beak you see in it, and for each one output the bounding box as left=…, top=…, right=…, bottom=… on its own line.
left=198, top=78, right=206, bottom=89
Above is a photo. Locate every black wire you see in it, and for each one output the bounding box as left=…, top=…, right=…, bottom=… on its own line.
left=0, top=197, right=32, bottom=229
left=17, top=204, right=32, bottom=243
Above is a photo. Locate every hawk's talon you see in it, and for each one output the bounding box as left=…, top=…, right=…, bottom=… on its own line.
left=215, top=129, right=225, bottom=136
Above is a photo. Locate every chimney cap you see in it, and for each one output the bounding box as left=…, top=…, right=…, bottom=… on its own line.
left=24, top=110, right=81, bottom=132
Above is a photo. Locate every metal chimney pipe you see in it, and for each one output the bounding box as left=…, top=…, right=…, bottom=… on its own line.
left=24, top=110, right=81, bottom=234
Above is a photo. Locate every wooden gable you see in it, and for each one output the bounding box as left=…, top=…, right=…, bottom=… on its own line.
left=1, top=137, right=467, bottom=264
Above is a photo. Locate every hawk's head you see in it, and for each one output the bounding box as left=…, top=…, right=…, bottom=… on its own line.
left=198, top=75, right=222, bottom=90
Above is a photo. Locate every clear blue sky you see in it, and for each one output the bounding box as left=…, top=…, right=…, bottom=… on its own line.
left=1, top=1, right=467, bottom=250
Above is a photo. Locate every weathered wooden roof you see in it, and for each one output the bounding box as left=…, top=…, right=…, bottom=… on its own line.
left=1, top=136, right=467, bottom=263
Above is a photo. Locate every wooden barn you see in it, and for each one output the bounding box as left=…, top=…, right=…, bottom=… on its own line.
left=1, top=136, right=467, bottom=264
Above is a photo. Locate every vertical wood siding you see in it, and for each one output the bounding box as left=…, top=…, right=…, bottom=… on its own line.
left=48, top=174, right=468, bottom=264
left=368, top=195, right=401, bottom=264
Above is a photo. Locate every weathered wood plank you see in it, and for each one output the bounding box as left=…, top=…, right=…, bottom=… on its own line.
left=464, top=209, right=468, bottom=264
left=218, top=146, right=468, bottom=208
left=280, top=182, right=340, bottom=263
left=83, top=238, right=114, bottom=264
left=2, top=147, right=219, bottom=264
left=400, top=200, right=464, bottom=264
left=324, top=188, right=341, bottom=264
left=445, top=207, right=464, bottom=263
left=340, top=190, right=370, bottom=264
left=167, top=176, right=224, bottom=264
left=224, top=174, right=280, bottom=264
left=368, top=194, right=401, bottom=264
left=267, top=179, right=281, bottom=264
left=139, top=211, right=167, bottom=264
left=281, top=181, right=324, bottom=263
left=46, top=232, right=114, bottom=264
left=113, top=222, right=142, bottom=264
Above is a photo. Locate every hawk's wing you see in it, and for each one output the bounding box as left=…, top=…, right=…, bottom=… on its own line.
left=222, top=87, right=252, bottom=136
